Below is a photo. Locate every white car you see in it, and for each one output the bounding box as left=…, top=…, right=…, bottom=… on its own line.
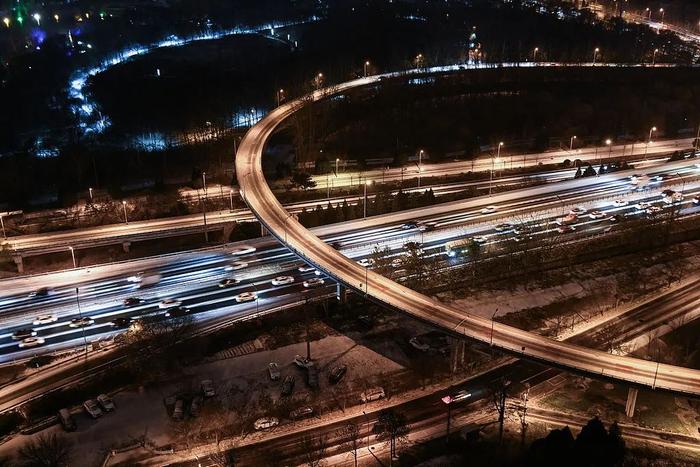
left=357, top=258, right=375, bottom=267
left=234, top=292, right=257, bottom=303
left=569, top=207, right=587, bottom=216
left=450, top=390, right=472, bottom=403
left=693, top=196, right=700, bottom=204
left=480, top=206, right=497, bottom=214
left=471, top=236, right=488, bottom=244
left=159, top=298, right=182, bottom=309
left=634, top=201, right=651, bottom=210
left=303, top=278, right=325, bottom=288
left=612, top=199, right=629, bottom=207
left=33, top=315, right=58, bottom=325
left=588, top=210, right=606, bottom=219
left=69, top=317, right=94, bottom=328
left=230, top=245, right=256, bottom=256
left=646, top=206, right=663, bottom=215
left=271, top=276, right=295, bottom=286
left=254, top=417, right=279, bottom=430
left=225, top=261, right=248, bottom=272
left=298, top=265, right=316, bottom=273
left=19, top=337, right=45, bottom=348
left=126, top=272, right=144, bottom=283
left=391, top=258, right=404, bottom=268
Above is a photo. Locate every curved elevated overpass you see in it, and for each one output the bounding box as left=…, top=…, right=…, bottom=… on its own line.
left=236, top=63, right=700, bottom=397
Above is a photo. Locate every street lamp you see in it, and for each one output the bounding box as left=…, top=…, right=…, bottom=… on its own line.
left=659, top=8, right=665, bottom=25
left=645, top=7, right=651, bottom=20
left=88, top=187, right=93, bottom=201
left=489, top=143, right=503, bottom=196
left=533, top=47, right=539, bottom=61
left=335, top=158, right=340, bottom=174
left=363, top=181, right=371, bottom=218
left=276, top=88, right=284, bottom=106
left=202, top=171, right=207, bottom=195
left=652, top=48, right=659, bottom=65
left=364, top=60, right=370, bottom=77
left=570, top=135, right=577, bottom=151
left=644, top=126, right=657, bottom=160
left=415, top=53, right=423, bottom=68
left=53, top=14, right=59, bottom=22
left=314, top=73, right=324, bottom=89
left=32, top=13, right=40, bottom=25
left=418, top=149, right=425, bottom=188
left=604, top=139, right=612, bottom=167
left=593, top=47, right=600, bottom=64
left=441, top=395, right=453, bottom=443
left=3, top=17, right=10, bottom=28
left=69, top=246, right=76, bottom=269
left=122, top=201, right=129, bottom=224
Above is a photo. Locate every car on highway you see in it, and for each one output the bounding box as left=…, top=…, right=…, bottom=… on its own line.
left=33, top=314, right=58, bottom=325
left=159, top=298, right=182, bottom=309
left=281, top=376, right=295, bottom=396
left=569, top=207, right=587, bottom=216
left=693, top=196, right=700, bottom=204
left=123, top=297, right=145, bottom=307
left=401, top=221, right=419, bottom=230
left=588, top=210, right=606, bottom=219
left=218, top=278, right=239, bottom=288
left=418, top=221, right=438, bottom=232
left=471, top=236, right=488, bottom=244
left=450, top=389, right=472, bottom=403
left=271, top=276, right=295, bottom=286
left=69, top=317, right=94, bottom=328
left=126, top=272, right=144, bottom=283
left=268, top=362, right=280, bottom=381
left=225, top=261, right=248, bottom=271
left=480, top=206, right=497, bottom=214
left=494, top=223, right=513, bottom=232
left=391, top=258, right=404, bottom=268
left=329, top=364, right=348, bottom=384
left=558, top=214, right=578, bottom=225
left=234, top=292, right=257, bottom=303
left=83, top=399, right=103, bottom=419
left=97, top=394, right=115, bottom=412
left=612, top=199, right=629, bottom=207
left=357, top=258, right=374, bottom=267
left=294, top=355, right=313, bottom=368
left=254, top=417, right=279, bottom=430
left=230, top=245, right=256, bottom=256
left=12, top=329, right=37, bottom=340
left=28, top=287, right=54, bottom=298
left=634, top=201, right=652, bottom=210
left=165, top=306, right=191, bottom=318
left=303, top=278, right=325, bottom=288
left=608, top=215, right=620, bottom=223
left=662, top=190, right=684, bottom=203
left=110, top=317, right=132, bottom=328
left=289, top=406, right=314, bottom=420
left=130, top=272, right=162, bottom=288
left=556, top=225, right=575, bottom=234
left=646, top=206, right=663, bottom=215
left=201, top=379, right=216, bottom=398
left=18, top=337, right=45, bottom=348
left=298, top=265, right=316, bottom=273
left=360, top=387, right=386, bottom=403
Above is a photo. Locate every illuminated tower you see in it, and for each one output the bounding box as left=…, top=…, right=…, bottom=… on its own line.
left=467, top=26, right=483, bottom=64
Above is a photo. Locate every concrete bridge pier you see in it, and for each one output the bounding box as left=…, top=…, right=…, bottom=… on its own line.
left=625, top=387, right=639, bottom=418
left=260, top=223, right=268, bottom=237
left=336, top=283, right=347, bottom=303
left=122, top=242, right=131, bottom=253
left=450, top=337, right=467, bottom=373
left=12, top=254, right=23, bottom=274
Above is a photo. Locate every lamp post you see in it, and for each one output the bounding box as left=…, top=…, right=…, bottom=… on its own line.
left=593, top=47, right=600, bottom=64
left=533, top=47, right=539, bottom=61
left=314, top=73, right=324, bottom=90
left=276, top=89, right=284, bottom=106
left=202, top=171, right=207, bottom=196
left=659, top=8, right=665, bottom=25
left=418, top=149, right=424, bottom=188
left=88, top=187, right=93, bottom=202
left=335, top=158, right=340, bottom=174
left=363, top=181, right=371, bottom=218
left=3, top=17, right=10, bottom=28
left=415, top=53, right=423, bottom=68
left=122, top=201, right=129, bottom=224
left=570, top=135, right=577, bottom=151
left=364, top=60, right=370, bottom=77
left=645, top=126, right=657, bottom=160
left=32, top=13, right=40, bottom=25
left=69, top=246, right=76, bottom=269
left=441, top=395, right=453, bottom=443
left=652, top=48, right=659, bottom=65
left=645, top=7, right=651, bottom=20
left=604, top=139, right=612, bottom=169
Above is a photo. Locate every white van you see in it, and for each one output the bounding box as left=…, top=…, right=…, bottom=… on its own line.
left=360, top=387, right=385, bottom=403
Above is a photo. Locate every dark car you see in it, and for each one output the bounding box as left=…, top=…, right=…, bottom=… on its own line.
left=110, top=317, right=132, bottom=328
left=165, top=306, right=191, bottom=318
left=329, top=364, right=347, bottom=384
left=123, top=297, right=145, bottom=307
left=12, top=328, right=37, bottom=340
left=281, top=376, right=295, bottom=396
left=29, top=287, right=53, bottom=298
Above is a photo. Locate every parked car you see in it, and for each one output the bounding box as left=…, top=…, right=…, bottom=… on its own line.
left=234, top=292, right=257, bottom=303
left=391, top=258, right=404, bottom=268
left=268, top=362, right=280, bottom=381
left=159, top=298, right=182, bottom=309
left=298, top=265, right=316, bottom=273
left=19, top=337, right=45, bottom=348
left=360, top=387, right=386, bottom=403
left=201, top=379, right=216, bottom=398
left=294, top=355, right=313, bottom=368
left=172, top=399, right=184, bottom=420
left=12, top=328, right=36, bottom=340
left=328, top=365, right=347, bottom=384
left=289, top=406, right=314, bottom=420
left=303, top=278, right=325, bottom=288
left=97, top=394, right=115, bottom=412
left=281, top=376, right=295, bottom=396
left=418, top=221, right=438, bottom=231
left=558, top=214, right=578, bottom=225
left=83, top=399, right=103, bottom=419
left=58, top=409, right=76, bottom=432
left=634, top=201, right=651, bottom=210
left=123, top=297, right=145, bottom=307
left=218, top=278, right=239, bottom=288
left=190, top=396, right=202, bottom=417
left=254, top=417, right=279, bottom=430
left=70, top=317, right=94, bottom=328
left=230, top=245, right=256, bottom=256
left=271, top=276, right=295, bottom=286
left=33, top=314, right=57, bottom=325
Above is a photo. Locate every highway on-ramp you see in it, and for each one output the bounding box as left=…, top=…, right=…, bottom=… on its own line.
left=236, top=63, right=700, bottom=397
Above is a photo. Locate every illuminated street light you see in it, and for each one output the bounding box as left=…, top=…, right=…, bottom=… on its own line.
left=418, top=149, right=425, bottom=188
left=88, top=187, right=93, bottom=201
left=644, top=126, right=657, bottom=160
left=593, top=47, right=600, bottom=64
left=659, top=8, right=665, bottom=25
left=69, top=246, right=76, bottom=269
left=604, top=139, right=613, bottom=168
left=489, top=143, right=503, bottom=196
left=533, top=47, right=539, bottom=61
left=122, top=201, right=129, bottom=224
left=276, top=88, right=284, bottom=106
left=415, top=53, right=424, bottom=68
left=363, top=180, right=372, bottom=218
left=645, top=7, right=651, bottom=20
left=364, top=60, right=370, bottom=77
left=570, top=135, right=577, bottom=151
left=53, top=14, right=59, bottom=22
left=32, top=13, right=41, bottom=25
left=3, top=17, right=9, bottom=28
left=314, top=73, right=324, bottom=89
left=335, top=157, right=340, bottom=174
left=652, top=48, right=659, bottom=65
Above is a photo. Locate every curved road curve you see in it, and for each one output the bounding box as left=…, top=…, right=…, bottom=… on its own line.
left=236, top=62, right=700, bottom=397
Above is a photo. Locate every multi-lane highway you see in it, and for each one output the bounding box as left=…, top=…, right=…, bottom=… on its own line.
left=236, top=63, right=700, bottom=396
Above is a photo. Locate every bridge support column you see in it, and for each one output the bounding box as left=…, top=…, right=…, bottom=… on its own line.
left=122, top=242, right=131, bottom=253
left=625, top=387, right=638, bottom=418
left=450, top=338, right=466, bottom=373
left=12, top=254, right=23, bottom=274
left=336, top=283, right=347, bottom=303
left=260, top=223, right=267, bottom=237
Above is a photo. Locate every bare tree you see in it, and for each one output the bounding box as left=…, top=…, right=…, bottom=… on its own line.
left=490, top=377, right=510, bottom=445
left=300, top=434, right=328, bottom=467
left=338, top=423, right=361, bottom=467
left=17, top=433, right=72, bottom=467
left=372, top=409, right=410, bottom=463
